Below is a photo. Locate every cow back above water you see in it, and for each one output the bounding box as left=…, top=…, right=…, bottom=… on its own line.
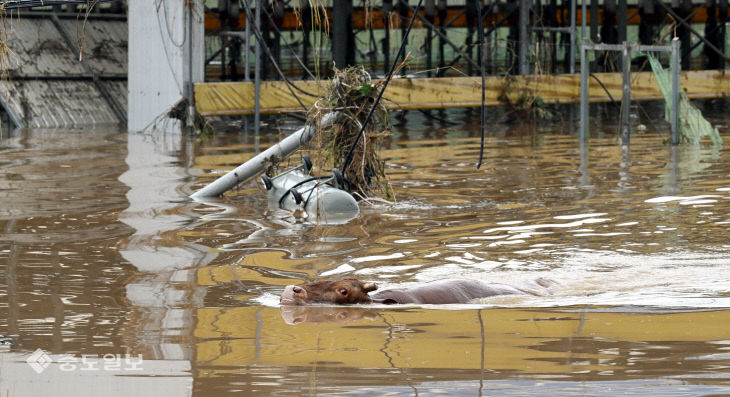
left=280, top=278, right=553, bottom=305
left=371, top=279, right=530, bottom=304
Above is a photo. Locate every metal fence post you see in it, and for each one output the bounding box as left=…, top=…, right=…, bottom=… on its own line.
left=580, top=40, right=589, bottom=141
left=671, top=37, right=680, bottom=145
left=254, top=0, right=261, bottom=137
left=582, top=41, right=677, bottom=146
left=620, top=42, right=631, bottom=145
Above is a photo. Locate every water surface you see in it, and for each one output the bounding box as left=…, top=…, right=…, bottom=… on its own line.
left=1, top=103, right=730, bottom=396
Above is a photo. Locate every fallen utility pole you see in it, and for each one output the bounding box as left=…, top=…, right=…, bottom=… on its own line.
left=190, top=112, right=338, bottom=198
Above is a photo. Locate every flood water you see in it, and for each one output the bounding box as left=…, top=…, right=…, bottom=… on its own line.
left=1, top=102, right=730, bottom=396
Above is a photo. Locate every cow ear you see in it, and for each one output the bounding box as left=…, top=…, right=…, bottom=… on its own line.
left=362, top=282, right=378, bottom=293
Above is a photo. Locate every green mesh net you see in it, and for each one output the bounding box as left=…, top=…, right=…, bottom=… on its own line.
left=646, top=53, right=722, bottom=145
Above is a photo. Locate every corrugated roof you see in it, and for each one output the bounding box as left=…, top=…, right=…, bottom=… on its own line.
left=5, top=17, right=87, bottom=77
left=58, top=18, right=126, bottom=75
left=0, top=80, right=120, bottom=127
left=1, top=15, right=127, bottom=128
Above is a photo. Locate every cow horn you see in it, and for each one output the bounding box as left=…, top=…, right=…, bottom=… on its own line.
left=362, top=282, right=378, bottom=293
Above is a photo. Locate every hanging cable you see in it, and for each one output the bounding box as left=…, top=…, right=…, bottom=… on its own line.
left=277, top=176, right=329, bottom=208
left=257, top=1, right=317, bottom=81
left=341, top=0, right=424, bottom=175
left=476, top=0, right=486, bottom=169
left=154, top=0, right=185, bottom=95
left=240, top=0, right=317, bottom=111
left=240, top=0, right=316, bottom=99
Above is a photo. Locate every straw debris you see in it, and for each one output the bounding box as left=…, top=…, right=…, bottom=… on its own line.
left=305, top=66, right=392, bottom=200
left=167, top=97, right=213, bottom=136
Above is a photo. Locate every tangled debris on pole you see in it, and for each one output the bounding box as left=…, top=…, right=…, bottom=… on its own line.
left=305, top=66, right=393, bottom=200
left=167, top=97, right=213, bottom=136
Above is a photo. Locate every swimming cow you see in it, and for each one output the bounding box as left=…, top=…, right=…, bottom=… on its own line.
left=279, top=278, right=554, bottom=305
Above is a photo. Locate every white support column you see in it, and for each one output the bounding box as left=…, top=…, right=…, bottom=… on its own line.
left=128, top=0, right=204, bottom=132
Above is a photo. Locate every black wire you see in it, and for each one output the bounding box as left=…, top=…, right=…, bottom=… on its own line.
left=257, top=1, right=317, bottom=81
left=341, top=0, right=424, bottom=175
left=589, top=72, right=620, bottom=109
left=476, top=2, right=486, bottom=169
left=436, top=4, right=508, bottom=78
left=277, top=176, right=329, bottom=207
left=302, top=178, right=341, bottom=208
left=240, top=0, right=317, bottom=108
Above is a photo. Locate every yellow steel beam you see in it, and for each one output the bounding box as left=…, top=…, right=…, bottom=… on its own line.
left=194, top=70, right=730, bottom=116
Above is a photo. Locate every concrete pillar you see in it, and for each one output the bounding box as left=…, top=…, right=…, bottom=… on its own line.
left=128, top=0, right=204, bottom=132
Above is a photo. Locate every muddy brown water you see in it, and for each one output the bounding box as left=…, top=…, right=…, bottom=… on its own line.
left=1, top=104, right=730, bottom=396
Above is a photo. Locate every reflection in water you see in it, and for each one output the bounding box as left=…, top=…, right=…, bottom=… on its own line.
left=117, top=131, right=213, bottom=366
left=0, top=128, right=132, bottom=357
left=279, top=305, right=378, bottom=325
left=2, top=104, right=730, bottom=395
left=189, top=107, right=730, bottom=395
left=194, top=306, right=730, bottom=396
left=0, top=128, right=194, bottom=395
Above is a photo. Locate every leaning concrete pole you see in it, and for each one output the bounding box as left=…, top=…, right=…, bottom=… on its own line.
left=191, top=113, right=338, bottom=198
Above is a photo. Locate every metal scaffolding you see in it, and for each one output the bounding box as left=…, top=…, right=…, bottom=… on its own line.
left=580, top=38, right=681, bottom=145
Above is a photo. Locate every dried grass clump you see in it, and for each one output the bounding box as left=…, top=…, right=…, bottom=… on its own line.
left=306, top=66, right=392, bottom=200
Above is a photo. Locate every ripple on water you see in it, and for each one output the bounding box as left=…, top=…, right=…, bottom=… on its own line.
left=4, top=113, right=730, bottom=396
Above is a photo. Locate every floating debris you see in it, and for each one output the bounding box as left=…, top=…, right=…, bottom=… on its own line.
left=305, top=66, right=393, bottom=200
left=167, top=97, right=213, bottom=136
